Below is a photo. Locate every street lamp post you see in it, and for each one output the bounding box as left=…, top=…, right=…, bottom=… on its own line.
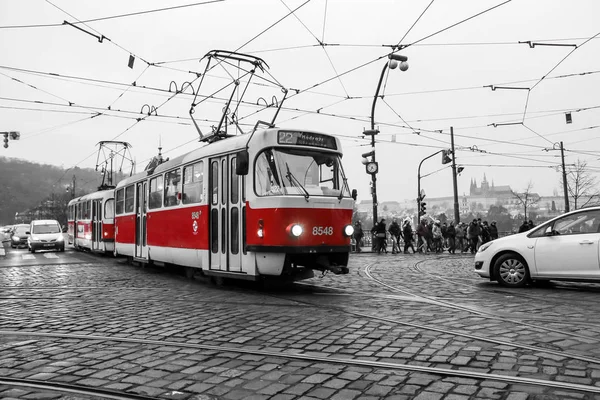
left=365, top=53, right=408, bottom=226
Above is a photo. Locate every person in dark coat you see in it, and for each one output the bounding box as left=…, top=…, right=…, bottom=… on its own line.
left=416, top=219, right=429, bottom=253
left=402, top=220, right=416, bottom=253
left=388, top=219, right=402, bottom=254
left=466, top=219, right=480, bottom=254
left=489, top=221, right=499, bottom=240
left=353, top=221, right=364, bottom=252
left=518, top=221, right=529, bottom=233
left=373, top=219, right=387, bottom=254
left=528, top=220, right=535, bottom=230
left=446, top=221, right=456, bottom=254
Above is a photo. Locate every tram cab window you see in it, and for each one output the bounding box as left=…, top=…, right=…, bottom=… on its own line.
left=149, top=175, right=164, bottom=209
left=104, top=199, right=115, bottom=219
left=124, top=185, right=135, bottom=213
left=254, top=148, right=350, bottom=198
left=183, top=161, right=203, bottom=204
left=164, top=169, right=181, bottom=207
left=115, top=189, right=124, bottom=215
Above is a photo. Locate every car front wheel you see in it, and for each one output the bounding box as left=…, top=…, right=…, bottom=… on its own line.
left=495, top=253, right=529, bottom=288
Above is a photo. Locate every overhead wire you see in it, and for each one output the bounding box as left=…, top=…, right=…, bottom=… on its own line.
left=0, top=0, right=225, bottom=29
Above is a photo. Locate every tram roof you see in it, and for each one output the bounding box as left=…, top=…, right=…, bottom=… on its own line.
left=115, top=128, right=342, bottom=188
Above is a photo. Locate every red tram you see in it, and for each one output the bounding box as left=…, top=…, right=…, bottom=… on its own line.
left=113, top=128, right=355, bottom=282
left=67, top=189, right=115, bottom=253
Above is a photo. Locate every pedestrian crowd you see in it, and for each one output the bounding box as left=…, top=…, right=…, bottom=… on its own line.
left=352, top=217, right=534, bottom=255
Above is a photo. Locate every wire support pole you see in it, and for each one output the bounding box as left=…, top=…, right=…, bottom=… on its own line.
left=451, top=127, right=460, bottom=224
left=560, top=141, right=570, bottom=212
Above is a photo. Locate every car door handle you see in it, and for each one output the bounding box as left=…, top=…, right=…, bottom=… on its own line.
left=579, top=240, right=595, bottom=245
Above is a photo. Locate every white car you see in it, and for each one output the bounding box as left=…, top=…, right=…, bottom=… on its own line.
left=475, top=207, right=600, bottom=288
left=27, top=219, right=65, bottom=253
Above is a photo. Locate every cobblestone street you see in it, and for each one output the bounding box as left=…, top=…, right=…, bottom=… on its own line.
left=2, top=248, right=600, bottom=399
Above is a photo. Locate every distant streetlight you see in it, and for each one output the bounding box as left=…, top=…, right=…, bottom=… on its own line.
left=365, top=53, right=409, bottom=226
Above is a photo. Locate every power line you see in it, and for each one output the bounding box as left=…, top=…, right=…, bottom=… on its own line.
left=0, top=0, right=224, bottom=29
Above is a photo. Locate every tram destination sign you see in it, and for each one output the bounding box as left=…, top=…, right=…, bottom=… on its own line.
left=277, top=131, right=337, bottom=150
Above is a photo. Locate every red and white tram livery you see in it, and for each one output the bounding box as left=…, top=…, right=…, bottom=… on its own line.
left=67, top=189, right=115, bottom=253
left=114, top=128, right=355, bottom=282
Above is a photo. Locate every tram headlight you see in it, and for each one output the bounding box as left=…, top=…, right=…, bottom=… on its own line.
left=287, top=223, right=303, bottom=238
left=343, top=224, right=354, bottom=237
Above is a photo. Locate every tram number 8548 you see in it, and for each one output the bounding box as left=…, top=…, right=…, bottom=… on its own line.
left=313, top=226, right=333, bottom=235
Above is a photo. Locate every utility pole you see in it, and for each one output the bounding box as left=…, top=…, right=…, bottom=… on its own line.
left=560, top=141, right=569, bottom=212
left=72, top=175, right=76, bottom=199
left=450, top=127, right=460, bottom=224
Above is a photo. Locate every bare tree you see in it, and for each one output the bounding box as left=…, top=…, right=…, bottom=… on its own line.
left=511, top=181, right=540, bottom=219
left=560, top=159, right=600, bottom=210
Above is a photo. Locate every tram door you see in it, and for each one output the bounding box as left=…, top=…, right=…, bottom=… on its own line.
left=135, top=182, right=148, bottom=259
left=209, top=154, right=243, bottom=272
left=91, top=199, right=102, bottom=251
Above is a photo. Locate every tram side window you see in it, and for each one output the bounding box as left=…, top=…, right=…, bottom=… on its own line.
left=115, top=189, right=124, bottom=215
left=124, top=185, right=135, bottom=213
left=76, top=203, right=81, bottom=219
left=104, top=199, right=115, bottom=219
left=84, top=201, right=90, bottom=219
left=164, top=169, right=181, bottom=207
left=183, top=161, right=203, bottom=204
left=149, top=175, right=164, bottom=209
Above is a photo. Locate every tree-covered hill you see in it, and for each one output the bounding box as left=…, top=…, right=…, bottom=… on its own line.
left=0, top=156, right=106, bottom=225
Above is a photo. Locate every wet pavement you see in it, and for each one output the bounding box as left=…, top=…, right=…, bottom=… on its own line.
left=2, top=244, right=600, bottom=399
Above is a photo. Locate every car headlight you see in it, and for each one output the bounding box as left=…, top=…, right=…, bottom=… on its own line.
left=12, top=236, right=19, bottom=241
left=57, top=235, right=64, bottom=242
left=31, top=236, right=40, bottom=241
left=478, top=242, right=493, bottom=253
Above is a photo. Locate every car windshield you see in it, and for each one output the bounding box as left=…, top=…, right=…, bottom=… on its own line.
left=14, top=226, right=28, bottom=235
left=254, top=148, right=350, bottom=198
left=32, top=224, right=61, bottom=234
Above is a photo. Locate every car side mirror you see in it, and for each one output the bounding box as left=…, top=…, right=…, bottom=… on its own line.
left=351, top=189, right=357, bottom=201
left=544, top=226, right=557, bottom=236
left=236, top=150, right=249, bottom=176
left=25, top=231, right=30, bottom=235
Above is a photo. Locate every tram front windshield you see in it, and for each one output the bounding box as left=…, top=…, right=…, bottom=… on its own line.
left=255, top=148, right=350, bottom=198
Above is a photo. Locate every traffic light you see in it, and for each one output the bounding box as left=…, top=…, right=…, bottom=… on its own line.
left=9, top=131, right=20, bottom=140
left=3, top=134, right=8, bottom=149
left=565, top=112, right=572, bottom=124
left=456, top=166, right=464, bottom=175
left=442, top=149, right=452, bottom=164
left=419, top=202, right=427, bottom=216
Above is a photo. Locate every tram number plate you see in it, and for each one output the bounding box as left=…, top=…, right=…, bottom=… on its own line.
left=312, top=226, right=333, bottom=236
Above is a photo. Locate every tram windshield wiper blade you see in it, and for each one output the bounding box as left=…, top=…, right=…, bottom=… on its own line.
left=285, top=162, right=310, bottom=201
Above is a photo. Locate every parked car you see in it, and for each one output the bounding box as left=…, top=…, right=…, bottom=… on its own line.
left=475, top=206, right=600, bottom=287
left=28, top=220, right=65, bottom=253
left=10, top=224, right=30, bottom=248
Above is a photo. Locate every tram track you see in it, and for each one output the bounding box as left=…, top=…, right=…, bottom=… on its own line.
left=363, top=260, right=600, bottom=338
left=0, top=377, right=163, bottom=400
left=2, top=329, right=600, bottom=396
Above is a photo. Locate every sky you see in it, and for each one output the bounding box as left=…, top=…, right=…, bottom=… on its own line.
left=1, top=0, right=600, bottom=203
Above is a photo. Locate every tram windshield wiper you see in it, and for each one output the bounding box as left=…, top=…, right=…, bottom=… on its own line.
left=285, top=162, right=310, bottom=201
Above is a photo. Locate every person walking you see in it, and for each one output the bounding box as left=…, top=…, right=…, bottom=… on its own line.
left=489, top=221, right=499, bottom=240
left=416, top=219, right=429, bottom=253
left=466, top=219, right=480, bottom=254
left=402, top=220, right=416, bottom=254
left=353, top=221, right=364, bottom=252
left=374, top=219, right=388, bottom=254
left=388, top=218, right=402, bottom=254
left=432, top=221, right=443, bottom=253
left=447, top=221, right=456, bottom=254
left=455, top=222, right=465, bottom=252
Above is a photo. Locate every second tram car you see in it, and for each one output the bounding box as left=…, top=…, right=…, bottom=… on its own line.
left=67, top=189, right=115, bottom=253
left=113, top=128, right=355, bottom=282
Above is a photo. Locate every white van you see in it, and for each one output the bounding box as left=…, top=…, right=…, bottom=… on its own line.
left=28, top=219, right=65, bottom=253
